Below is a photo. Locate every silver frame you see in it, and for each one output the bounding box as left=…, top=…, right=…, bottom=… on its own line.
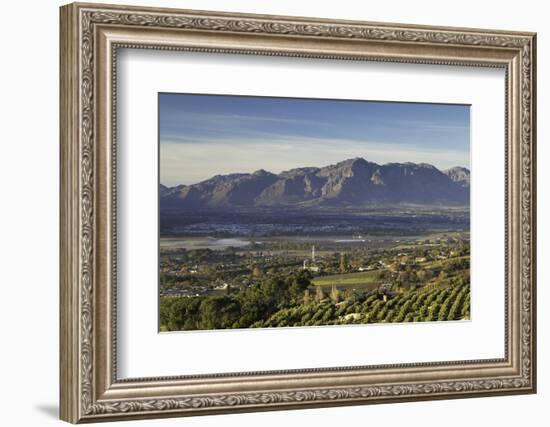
left=60, top=2, right=536, bottom=423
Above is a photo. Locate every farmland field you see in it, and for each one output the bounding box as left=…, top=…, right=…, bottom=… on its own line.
left=313, top=270, right=380, bottom=290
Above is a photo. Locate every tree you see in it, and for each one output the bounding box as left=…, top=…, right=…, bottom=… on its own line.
left=303, top=288, right=311, bottom=305
left=339, top=253, right=348, bottom=272
left=160, top=297, right=203, bottom=331
left=197, top=297, right=227, bottom=330
left=416, top=269, right=427, bottom=282
left=377, top=269, right=391, bottom=280
left=315, top=286, right=326, bottom=302
left=252, top=265, right=263, bottom=278
left=236, top=290, right=270, bottom=328
left=289, top=272, right=311, bottom=300
left=397, top=271, right=411, bottom=288
left=342, top=288, right=355, bottom=302
left=330, top=285, right=341, bottom=303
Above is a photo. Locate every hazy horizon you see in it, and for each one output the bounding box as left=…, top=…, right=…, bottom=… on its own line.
left=160, top=93, right=470, bottom=187
left=160, top=157, right=470, bottom=188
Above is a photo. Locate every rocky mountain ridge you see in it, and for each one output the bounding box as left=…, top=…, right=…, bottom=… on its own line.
left=160, top=158, right=470, bottom=210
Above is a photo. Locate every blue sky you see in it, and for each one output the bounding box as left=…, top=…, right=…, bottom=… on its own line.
left=160, top=93, right=470, bottom=186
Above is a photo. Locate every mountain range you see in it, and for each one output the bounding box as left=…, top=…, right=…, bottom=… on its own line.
left=160, top=158, right=470, bottom=211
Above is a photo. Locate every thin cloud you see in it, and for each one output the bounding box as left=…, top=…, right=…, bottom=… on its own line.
left=395, top=119, right=469, bottom=131
left=161, top=111, right=328, bottom=129
left=160, top=136, right=469, bottom=186
left=159, top=94, right=470, bottom=186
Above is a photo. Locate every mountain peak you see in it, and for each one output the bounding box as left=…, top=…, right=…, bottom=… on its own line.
left=443, top=166, right=470, bottom=187
left=253, top=169, right=274, bottom=176
left=445, top=166, right=470, bottom=173
left=337, top=157, right=371, bottom=167
left=417, top=162, right=437, bottom=169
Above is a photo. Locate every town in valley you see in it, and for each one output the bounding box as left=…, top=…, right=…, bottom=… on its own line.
left=159, top=202, right=470, bottom=331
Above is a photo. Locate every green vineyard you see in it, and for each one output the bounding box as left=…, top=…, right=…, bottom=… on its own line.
left=252, top=282, right=470, bottom=328
left=160, top=231, right=470, bottom=331
left=160, top=272, right=471, bottom=331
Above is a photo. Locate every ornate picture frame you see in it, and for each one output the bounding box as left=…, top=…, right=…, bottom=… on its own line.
left=60, top=2, right=536, bottom=423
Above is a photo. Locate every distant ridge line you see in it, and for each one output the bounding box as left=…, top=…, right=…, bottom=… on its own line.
left=160, top=158, right=470, bottom=210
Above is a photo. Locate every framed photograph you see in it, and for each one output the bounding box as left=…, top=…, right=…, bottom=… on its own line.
left=60, top=2, right=537, bottom=423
